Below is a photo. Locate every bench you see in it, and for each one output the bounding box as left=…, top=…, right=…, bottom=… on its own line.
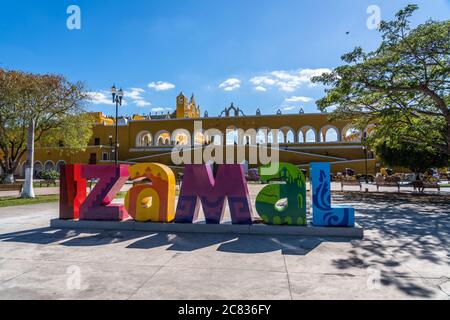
left=0, top=183, right=24, bottom=195
left=412, top=181, right=441, bottom=193
left=376, top=181, right=400, bottom=192
left=39, top=179, right=57, bottom=187
left=341, top=180, right=362, bottom=191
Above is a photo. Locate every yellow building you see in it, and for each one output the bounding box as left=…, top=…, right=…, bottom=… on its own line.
left=176, top=92, right=201, bottom=119
left=9, top=92, right=377, bottom=177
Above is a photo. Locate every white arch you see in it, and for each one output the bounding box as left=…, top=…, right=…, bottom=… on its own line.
left=299, top=126, right=318, bottom=143
left=342, top=125, right=363, bottom=142
left=136, top=131, right=153, bottom=147
left=279, top=127, right=295, bottom=144
left=286, top=130, right=295, bottom=144
left=44, top=160, right=55, bottom=172
left=298, top=130, right=305, bottom=143
left=257, top=127, right=271, bottom=144
left=154, top=130, right=171, bottom=146
left=277, top=130, right=284, bottom=143
left=56, top=160, right=66, bottom=173
left=226, top=126, right=239, bottom=145
left=320, top=125, right=340, bottom=143
left=265, top=129, right=282, bottom=144
left=172, top=129, right=191, bottom=146
left=34, top=161, right=43, bottom=177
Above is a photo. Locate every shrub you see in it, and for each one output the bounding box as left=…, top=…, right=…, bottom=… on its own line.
left=40, top=170, right=60, bottom=181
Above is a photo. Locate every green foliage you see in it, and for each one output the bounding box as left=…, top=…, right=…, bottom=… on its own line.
left=39, top=170, right=60, bottom=181
left=374, top=139, right=449, bottom=173
left=0, top=68, right=93, bottom=175
left=312, top=5, right=450, bottom=160
left=0, top=195, right=59, bottom=208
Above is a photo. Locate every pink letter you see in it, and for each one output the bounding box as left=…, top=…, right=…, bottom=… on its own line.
left=79, top=165, right=130, bottom=221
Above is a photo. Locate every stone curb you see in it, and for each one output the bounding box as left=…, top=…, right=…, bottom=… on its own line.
left=50, top=219, right=364, bottom=239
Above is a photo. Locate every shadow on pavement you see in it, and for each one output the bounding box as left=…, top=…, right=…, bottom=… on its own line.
left=330, top=193, right=450, bottom=298
left=0, top=226, right=344, bottom=256
left=1, top=192, right=449, bottom=299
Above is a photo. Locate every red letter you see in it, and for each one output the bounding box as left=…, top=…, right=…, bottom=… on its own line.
left=59, top=164, right=87, bottom=220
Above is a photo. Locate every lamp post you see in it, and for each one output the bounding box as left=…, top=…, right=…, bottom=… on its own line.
left=362, top=132, right=369, bottom=184
left=108, top=135, right=113, bottom=161
left=363, top=146, right=369, bottom=183
left=111, top=85, right=124, bottom=165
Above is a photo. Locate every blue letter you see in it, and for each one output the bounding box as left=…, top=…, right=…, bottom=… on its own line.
left=310, top=163, right=355, bottom=227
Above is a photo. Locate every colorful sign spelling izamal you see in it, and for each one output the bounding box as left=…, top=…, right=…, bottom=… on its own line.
left=60, top=162, right=355, bottom=227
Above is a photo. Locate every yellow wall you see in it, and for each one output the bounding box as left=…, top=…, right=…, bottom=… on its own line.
left=3, top=94, right=381, bottom=177
left=15, top=110, right=378, bottom=177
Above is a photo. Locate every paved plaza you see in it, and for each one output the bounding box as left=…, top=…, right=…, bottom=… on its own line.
left=0, top=185, right=449, bottom=300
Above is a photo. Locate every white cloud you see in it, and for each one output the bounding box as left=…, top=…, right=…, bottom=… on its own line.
left=88, top=91, right=129, bottom=106
left=88, top=91, right=114, bottom=105
left=250, top=76, right=276, bottom=87
left=125, top=88, right=151, bottom=108
left=219, top=78, right=241, bottom=91
left=151, top=107, right=165, bottom=112
left=283, top=106, right=296, bottom=111
left=88, top=88, right=151, bottom=107
left=284, top=96, right=313, bottom=103
left=135, top=100, right=151, bottom=107
left=250, top=68, right=331, bottom=92
left=255, top=86, right=267, bottom=92
left=148, top=81, right=176, bottom=91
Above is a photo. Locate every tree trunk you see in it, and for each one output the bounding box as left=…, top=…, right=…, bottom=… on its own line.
left=21, top=119, right=35, bottom=198
left=3, top=173, right=15, bottom=184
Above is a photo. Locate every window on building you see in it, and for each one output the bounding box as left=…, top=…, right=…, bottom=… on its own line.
left=102, top=153, right=108, bottom=161
left=89, top=153, right=97, bottom=165
left=94, top=138, right=101, bottom=146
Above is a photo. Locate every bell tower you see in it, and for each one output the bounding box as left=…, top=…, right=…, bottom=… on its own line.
left=176, top=92, right=188, bottom=119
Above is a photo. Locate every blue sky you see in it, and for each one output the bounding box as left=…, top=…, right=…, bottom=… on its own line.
left=1, top=0, right=449, bottom=117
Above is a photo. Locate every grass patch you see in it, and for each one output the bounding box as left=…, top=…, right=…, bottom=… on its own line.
left=0, top=195, right=59, bottom=208
left=32, top=182, right=59, bottom=188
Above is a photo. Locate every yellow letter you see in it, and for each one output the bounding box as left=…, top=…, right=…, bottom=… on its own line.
left=125, top=163, right=176, bottom=222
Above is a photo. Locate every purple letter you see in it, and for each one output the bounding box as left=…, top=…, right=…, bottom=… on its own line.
left=175, top=164, right=253, bottom=224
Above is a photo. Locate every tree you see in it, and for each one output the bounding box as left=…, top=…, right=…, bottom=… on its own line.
left=312, top=5, right=450, bottom=160
left=374, top=139, right=449, bottom=174
left=0, top=69, right=93, bottom=183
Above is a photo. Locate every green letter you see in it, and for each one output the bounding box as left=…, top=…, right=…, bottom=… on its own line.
left=255, top=163, right=307, bottom=226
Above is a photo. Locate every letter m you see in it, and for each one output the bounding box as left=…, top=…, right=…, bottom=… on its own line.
left=175, top=164, right=253, bottom=224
